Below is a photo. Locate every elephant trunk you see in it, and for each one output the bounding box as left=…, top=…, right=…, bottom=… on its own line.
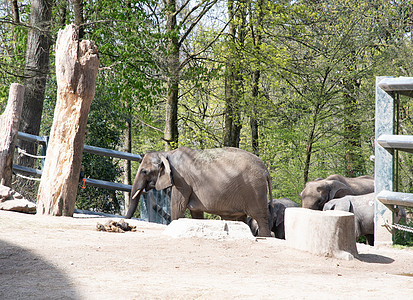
left=125, top=189, right=142, bottom=219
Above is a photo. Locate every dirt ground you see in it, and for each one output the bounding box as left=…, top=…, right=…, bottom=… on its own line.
left=1, top=210, right=412, bottom=299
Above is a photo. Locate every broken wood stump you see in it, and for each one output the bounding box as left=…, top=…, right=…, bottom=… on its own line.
left=0, top=83, right=25, bottom=187
left=37, top=24, right=99, bottom=216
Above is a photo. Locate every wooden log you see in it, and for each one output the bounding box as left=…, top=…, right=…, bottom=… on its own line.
left=0, top=84, right=25, bottom=186
left=37, top=24, right=99, bottom=216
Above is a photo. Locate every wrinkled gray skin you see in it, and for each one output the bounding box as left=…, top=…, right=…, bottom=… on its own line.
left=323, top=193, right=375, bottom=245
left=125, top=147, right=273, bottom=237
left=248, top=198, right=298, bottom=239
left=323, top=193, right=406, bottom=246
left=301, top=174, right=374, bottom=210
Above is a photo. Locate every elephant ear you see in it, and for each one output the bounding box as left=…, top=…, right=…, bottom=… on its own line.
left=273, top=202, right=285, bottom=227
left=328, top=180, right=353, bottom=200
left=155, top=155, right=173, bottom=190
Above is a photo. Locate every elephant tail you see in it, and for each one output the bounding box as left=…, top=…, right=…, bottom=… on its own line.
left=267, top=173, right=274, bottom=210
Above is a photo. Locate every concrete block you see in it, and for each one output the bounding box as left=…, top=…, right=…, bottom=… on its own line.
left=285, top=208, right=358, bottom=260
left=163, top=218, right=255, bottom=240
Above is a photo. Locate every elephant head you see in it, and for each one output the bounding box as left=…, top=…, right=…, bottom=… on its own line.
left=301, top=179, right=354, bottom=210
left=125, top=152, right=173, bottom=219
left=322, top=198, right=354, bottom=213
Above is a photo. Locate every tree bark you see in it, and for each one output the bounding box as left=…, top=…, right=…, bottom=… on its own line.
left=164, top=0, right=180, bottom=151
left=343, top=77, right=363, bottom=177
left=18, top=0, right=52, bottom=168
left=224, top=0, right=246, bottom=148
left=250, top=0, right=264, bottom=155
left=123, top=101, right=132, bottom=212
left=73, top=0, right=84, bottom=39
left=0, top=84, right=25, bottom=187
left=10, top=0, right=20, bottom=43
left=37, top=24, right=99, bottom=216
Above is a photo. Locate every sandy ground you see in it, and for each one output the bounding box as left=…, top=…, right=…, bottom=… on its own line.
left=1, top=210, right=413, bottom=300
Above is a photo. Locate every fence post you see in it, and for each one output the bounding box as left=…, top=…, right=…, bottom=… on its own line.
left=37, top=24, right=99, bottom=216
left=0, top=83, right=25, bottom=187
left=374, top=76, right=395, bottom=246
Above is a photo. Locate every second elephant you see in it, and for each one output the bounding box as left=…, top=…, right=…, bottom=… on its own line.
left=301, top=174, right=374, bottom=210
left=248, top=198, right=298, bottom=239
left=323, top=193, right=375, bottom=245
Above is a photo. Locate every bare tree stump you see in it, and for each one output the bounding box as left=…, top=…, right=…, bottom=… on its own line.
left=0, top=84, right=25, bottom=187
left=37, top=24, right=99, bottom=216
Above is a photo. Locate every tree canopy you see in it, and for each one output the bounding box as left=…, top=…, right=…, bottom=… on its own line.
left=1, top=0, right=413, bottom=229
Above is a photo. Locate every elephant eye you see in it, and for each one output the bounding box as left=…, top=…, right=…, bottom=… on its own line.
left=141, top=169, right=148, bottom=175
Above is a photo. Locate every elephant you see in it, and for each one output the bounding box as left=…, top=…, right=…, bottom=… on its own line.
left=323, top=193, right=375, bottom=245
left=301, top=174, right=374, bottom=210
left=247, top=198, right=298, bottom=239
left=125, top=146, right=273, bottom=237
left=323, top=193, right=407, bottom=246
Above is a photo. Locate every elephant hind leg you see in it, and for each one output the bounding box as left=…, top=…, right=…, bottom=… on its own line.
left=256, top=218, right=272, bottom=237
left=365, top=234, right=374, bottom=246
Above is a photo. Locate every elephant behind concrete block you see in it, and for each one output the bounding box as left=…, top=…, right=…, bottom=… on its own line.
left=323, top=193, right=375, bottom=245
left=125, top=146, right=273, bottom=237
left=323, top=193, right=406, bottom=246
left=248, top=198, right=298, bottom=239
left=301, top=174, right=374, bottom=210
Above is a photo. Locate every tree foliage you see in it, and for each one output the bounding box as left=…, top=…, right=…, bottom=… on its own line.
left=1, top=0, right=413, bottom=227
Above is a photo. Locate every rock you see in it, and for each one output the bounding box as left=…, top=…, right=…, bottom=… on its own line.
left=284, top=207, right=358, bottom=260
left=163, top=219, right=255, bottom=240
left=0, top=199, right=36, bottom=213
left=0, top=184, right=36, bottom=213
left=0, top=185, right=12, bottom=202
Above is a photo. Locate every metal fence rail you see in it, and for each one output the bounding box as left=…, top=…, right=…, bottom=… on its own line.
left=13, top=131, right=171, bottom=224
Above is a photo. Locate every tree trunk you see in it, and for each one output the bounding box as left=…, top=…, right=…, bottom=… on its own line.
left=37, top=24, right=99, bottom=216
left=250, top=0, right=264, bottom=155
left=123, top=101, right=132, bottom=212
left=224, top=0, right=246, bottom=148
left=57, top=0, right=67, bottom=27
left=250, top=70, right=260, bottom=155
left=164, top=0, right=180, bottom=151
left=10, top=0, right=20, bottom=44
left=303, top=120, right=316, bottom=184
left=0, top=84, right=25, bottom=187
left=343, top=78, right=363, bottom=177
left=73, top=0, right=84, bottom=39
left=18, top=0, right=52, bottom=168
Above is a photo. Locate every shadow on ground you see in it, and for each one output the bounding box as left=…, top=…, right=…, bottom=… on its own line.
left=357, top=253, right=395, bottom=264
left=0, top=239, right=80, bottom=299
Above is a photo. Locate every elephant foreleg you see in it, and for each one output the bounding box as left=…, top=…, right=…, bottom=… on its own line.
left=190, top=211, right=204, bottom=219
left=170, top=186, right=190, bottom=220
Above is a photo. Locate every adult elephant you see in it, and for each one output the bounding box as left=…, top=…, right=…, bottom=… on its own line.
left=301, top=174, right=374, bottom=210
left=125, top=147, right=273, bottom=237
left=247, top=198, right=298, bottom=239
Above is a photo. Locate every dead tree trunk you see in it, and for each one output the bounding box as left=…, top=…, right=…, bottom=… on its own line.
left=0, top=84, right=25, bottom=187
left=37, top=24, right=99, bottom=216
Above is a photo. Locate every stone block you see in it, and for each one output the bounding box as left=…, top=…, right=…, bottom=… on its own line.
left=163, top=218, right=255, bottom=240
left=284, top=207, right=358, bottom=260
left=0, top=199, right=36, bottom=213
